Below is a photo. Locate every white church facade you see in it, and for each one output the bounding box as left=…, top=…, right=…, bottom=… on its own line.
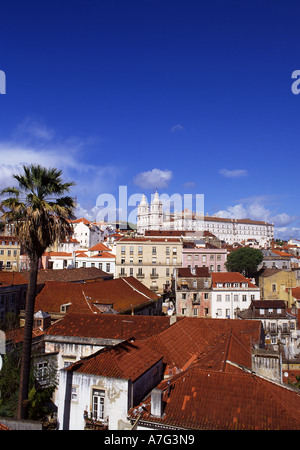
left=137, top=192, right=274, bottom=247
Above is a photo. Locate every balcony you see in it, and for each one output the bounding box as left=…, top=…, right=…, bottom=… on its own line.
left=150, top=285, right=158, bottom=292
left=84, top=411, right=109, bottom=430
left=118, top=272, right=127, bottom=277
left=136, top=273, right=145, bottom=278
left=150, top=273, right=159, bottom=279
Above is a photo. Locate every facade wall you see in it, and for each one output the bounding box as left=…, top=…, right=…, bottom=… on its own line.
left=0, top=236, right=21, bottom=271
left=115, top=239, right=182, bottom=294
left=182, top=247, right=227, bottom=272
left=58, top=371, right=130, bottom=430
left=259, top=271, right=297, bottom=307
left=211, top=288, right=260, bottom=319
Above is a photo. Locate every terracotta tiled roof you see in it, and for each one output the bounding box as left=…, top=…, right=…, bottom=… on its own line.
left=46, top=312, right=172, bottom=340
left=291, top=287, right=300, bottom=299
left=21, top=267, right=112, bottom=284
left=71, top=217, right=91, bottom=225
left=143, top=317, right=262, bottom=373
left=88, top=242, right=111, bottom=252
left=89, top=252, right=115, bottom=259
left=35, top=276, right=159, bottom=315
left=0, top=422, right=10, bottom=430
left=0, top=272, right=28, bottom=286
left=177, top=267, right=210, bottom=278
left=5, top=327, right=44, bottom=344
left=128, top=365, right=300, bottom=430
left=211, top=272, right=257, bottom=288
left=65, top=340, right=163, bottom=382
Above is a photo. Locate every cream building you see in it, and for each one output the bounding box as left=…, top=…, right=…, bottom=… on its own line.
left=115, top=237, right=182, bottom=293
left=0, top=236, right=21, bottom=271
left=137, top=193, right=274, bottom=247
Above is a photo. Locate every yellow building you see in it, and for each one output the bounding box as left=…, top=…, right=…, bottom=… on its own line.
left=115, top=237, right=183, bottom=293
left=0, top=236, right=21, bottom=271
left=258, top=268, right=297, bottom=308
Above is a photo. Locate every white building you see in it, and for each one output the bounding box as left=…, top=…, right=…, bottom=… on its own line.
left=71, top=218, right=103, bottom=250
left=137, top=193, right=274, bottom=247
left=57, top=341, right=164, bottom=430
left=211, top=272, right=260, bottom=319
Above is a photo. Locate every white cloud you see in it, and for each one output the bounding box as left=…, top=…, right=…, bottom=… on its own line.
left=0, top=119, right=120, bottom=220
left=171, top=124, right=184, bottom=133
left=133, top=168, right=173, bottom=189
left=215, top=201, right=298, bottom=240
left=219, top=168, right=248, bottom=178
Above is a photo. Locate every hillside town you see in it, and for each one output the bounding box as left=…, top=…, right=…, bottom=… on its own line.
left=1, top=192, right=300, bottom=431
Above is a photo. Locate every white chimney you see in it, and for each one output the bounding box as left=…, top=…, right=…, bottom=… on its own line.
left=151, top=389, right=163, bottom=418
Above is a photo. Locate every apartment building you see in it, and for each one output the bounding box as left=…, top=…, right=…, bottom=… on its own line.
left=115, top=237, right=183, bottom=293
left=175, top=267, right=212, bottom=317
left=0, top=236, right=21, bottom=271
left=211, top=272, right=260, bottom=319
left=182, top=242, right=227, bottom=272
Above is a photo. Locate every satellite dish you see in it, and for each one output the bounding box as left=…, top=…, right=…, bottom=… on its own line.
left=284, top=372, right=289, bottom=377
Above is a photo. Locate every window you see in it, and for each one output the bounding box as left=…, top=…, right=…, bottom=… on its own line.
left=173, top=257, right=177, bottom=265
left=217, top=265, right=221, bottom=272
left=226, top=309, right=230, bottom=318
left=121, top=258, right=125, bottom=265
left=37, top=362, right=48, bottom=385
left=92, top=389, right=105, bottom=421
left=181, top=308, right=186, bottom=315
left=193, top=280, right=197, bottom=288
left=173, top=247, right=177, bottom=255
left=130, top=246, right=134, bottom=255
left=202, top=255, right=207, bottom=263
left=166, top=247, right=170, bottom=255
left=182, top=293, right=186, bottom=300
left=272, top=284, right=277, bottom=293
left=138, top=246, right=143, bottom=255
left=225, top=294, right=230, bottom=302
left=130, top=268, right=133, bottom=276
left=193, top=308, right=198, bottom=316
left=152, top=257, right=156, bottom=264
left=242, top=295, right=247, bottom=302
left=234, top=295, right=238, bottom=302
left=137, top=268, right=143, bottom=275
left=217, top=294, right=222, bottom=302
left=166, top=268, right=170, bottom=277
left=120, top=267, right=125, bottom=275
left=98, top=263, right=102, bottom=270
left=71, top=386, right=78, bottom=401
left=152, top=247, right=157, bottom=255
left=204, top=293, right=209, bottom=299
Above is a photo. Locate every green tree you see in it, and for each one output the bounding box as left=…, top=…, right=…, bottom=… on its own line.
left=0, top=164, right=75, bottom=419
left=225, top=247, right=263, bottom=278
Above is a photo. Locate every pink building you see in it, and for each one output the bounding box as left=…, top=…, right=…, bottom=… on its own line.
left=182, top=243, right=227, bottom=273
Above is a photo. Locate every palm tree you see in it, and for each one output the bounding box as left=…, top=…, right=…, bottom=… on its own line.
left=0, top=164, right=75, bottom=419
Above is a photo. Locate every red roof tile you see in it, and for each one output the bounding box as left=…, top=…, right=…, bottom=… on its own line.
left=128, top=366, right=300, bottom=430
left=0, top=272, right=28, bottom=286
left=211, top=272, right=257, bottom=288
left=143, top=317, right=262, bottom=373
left=46, top=312, right=172, bottom=340
left=35, top=276, right=159, bottom=315
left=88, top=242, right=111, bottom=252
left=66, top=340, right=163, bottom=382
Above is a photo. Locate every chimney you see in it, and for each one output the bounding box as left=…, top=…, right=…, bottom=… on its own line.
left=151, top=389, right=163, bottom=418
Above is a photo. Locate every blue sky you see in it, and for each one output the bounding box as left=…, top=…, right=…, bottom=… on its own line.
left=1, top=0, right=300, bottom=238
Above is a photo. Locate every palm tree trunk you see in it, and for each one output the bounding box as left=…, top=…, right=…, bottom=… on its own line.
left=17, top=255, right=39, bottom=420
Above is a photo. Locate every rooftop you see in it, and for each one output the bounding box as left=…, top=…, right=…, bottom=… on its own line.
left=65, top=340, right=163, bottom=382
left=46, top=312, right=173, bottom=341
